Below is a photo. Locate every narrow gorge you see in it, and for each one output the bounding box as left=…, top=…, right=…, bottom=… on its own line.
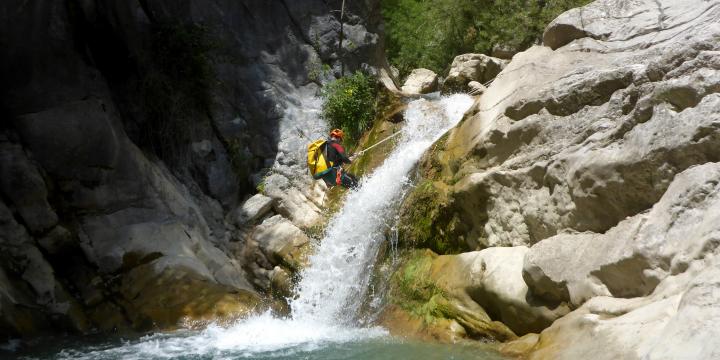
left=2, top=0, right=720, bottom=359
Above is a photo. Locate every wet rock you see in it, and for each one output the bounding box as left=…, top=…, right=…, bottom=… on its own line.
left=467, top=81, right=486, bottom=95
left=401, top=68, right=439, bottom=94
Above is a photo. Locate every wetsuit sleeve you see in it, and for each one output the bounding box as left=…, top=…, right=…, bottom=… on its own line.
left=331, top=143, right=352, bottom=164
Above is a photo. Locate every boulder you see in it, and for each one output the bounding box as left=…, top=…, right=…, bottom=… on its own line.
left=442, top=53, right=506, bottom=93
left=381, top=250, right=517, bottom=342
left=401, top=68, right=439, bottom=94
left=251, top=215, right=311, bottom=269
left=231, top=193, right=274, bottom=227
left=432, top=247, right=569, bottom=335
left=509, top=257, right=720, bottom=360
left=263, top=173, right=324, bottom=228
left=467, top=81, right=487, bottom=95
left=491, top=44, right=518, bottom=59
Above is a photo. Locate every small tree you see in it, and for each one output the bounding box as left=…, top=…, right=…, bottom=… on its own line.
left=321, top=71, right=377, bottom=146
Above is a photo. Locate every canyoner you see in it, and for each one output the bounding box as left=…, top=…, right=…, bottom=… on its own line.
left=307, top=128, right=406, bottom=190
left=307, top=128, right=359, bottom=189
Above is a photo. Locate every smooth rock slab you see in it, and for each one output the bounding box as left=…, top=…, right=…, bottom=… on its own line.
left=401, top=68, right=439, bottom=94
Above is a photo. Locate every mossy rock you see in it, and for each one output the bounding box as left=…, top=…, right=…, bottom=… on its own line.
left=381, top=250, right=515, bottom=342
left=396, top=180, right=468, bottom=254
left=118, top=263, right=263, bottom=330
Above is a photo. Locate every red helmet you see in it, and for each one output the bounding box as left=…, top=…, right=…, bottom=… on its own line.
left=329, top=128, right=344, bottom=139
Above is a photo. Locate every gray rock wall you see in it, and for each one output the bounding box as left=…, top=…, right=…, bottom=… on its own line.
left=0, top=0, right=384, bottom=338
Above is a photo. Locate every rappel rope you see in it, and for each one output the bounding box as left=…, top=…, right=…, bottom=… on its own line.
left=354, top=129, right=404, bottom=156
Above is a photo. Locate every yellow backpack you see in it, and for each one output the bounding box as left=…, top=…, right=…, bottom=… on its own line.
left=307, top=139, right=333, bottom=179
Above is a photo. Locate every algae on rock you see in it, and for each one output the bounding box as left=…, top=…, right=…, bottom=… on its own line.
left=380, top=250, right=516, bottom=342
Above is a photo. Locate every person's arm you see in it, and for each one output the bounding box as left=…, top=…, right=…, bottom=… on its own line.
left=331, top=143, right=352, bottom=164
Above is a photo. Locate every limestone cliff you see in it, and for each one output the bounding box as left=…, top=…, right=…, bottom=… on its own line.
left=391, top=0, right=720, bottom=358
left=0, top=0, right=384, bottom=338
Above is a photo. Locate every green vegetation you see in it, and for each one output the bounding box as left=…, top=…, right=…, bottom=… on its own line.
left=139, top=22, right=217, bottom=163
left=398, top=180, right=466, bottom=254
left=382, top=0, right=593, bottom=76
left=321, top=71, right=378, bottom=147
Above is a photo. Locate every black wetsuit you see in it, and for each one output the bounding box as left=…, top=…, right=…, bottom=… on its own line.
left=321, top=139, right=358, bottom=189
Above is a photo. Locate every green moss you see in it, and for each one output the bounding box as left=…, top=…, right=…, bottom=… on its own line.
left=390, top=250, right=445, bottom=318
left=386, top=250, right=517, bottom=341
left=397, top=180, right=465, bottom=254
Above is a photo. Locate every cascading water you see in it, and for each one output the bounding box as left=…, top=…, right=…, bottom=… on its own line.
left=290, top=93, right=474, bottom=325
left=33, top=94, right=483, bottom=360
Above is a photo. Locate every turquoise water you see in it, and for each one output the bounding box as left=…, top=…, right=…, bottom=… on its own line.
left=6, top=332, right=505, bottom=360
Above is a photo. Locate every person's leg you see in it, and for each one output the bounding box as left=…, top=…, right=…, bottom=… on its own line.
left=341, top=171, right=358, bottom=189
left=321, top=168, right=338, bottom=187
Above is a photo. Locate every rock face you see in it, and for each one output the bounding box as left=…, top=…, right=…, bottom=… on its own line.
left=395, top=0, right=720, bottom=357
left=442, top=53, right=506, bottom=93
left=0, top=0, right=384, bottom=339
left=401, top=68, right=439, bottom=94
left=513, top=162, right=720, bottom=359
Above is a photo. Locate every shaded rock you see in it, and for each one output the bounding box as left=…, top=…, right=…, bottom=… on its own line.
left=0, top=140, right=57, bottom=233
left=269, top=266, right=293, bottom=298
left=37, top=226, right=74, bottom=255
left=442, top=53, right=506, bottom=93
left=120, top=262, right=262, bottom=329
left=401, top=68, right=439, bottom=94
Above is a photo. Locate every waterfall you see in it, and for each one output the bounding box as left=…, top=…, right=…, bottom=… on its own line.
left=290, top=94, right=474, bottom=325
left=54, top=94, right=474, bottom=360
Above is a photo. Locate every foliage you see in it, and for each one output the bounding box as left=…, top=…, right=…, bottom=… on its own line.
left=139, top=22, right=216, bottom=163
left=321, top=71, right=378, bottom=146
left=382, top=0, right=594, bottom=76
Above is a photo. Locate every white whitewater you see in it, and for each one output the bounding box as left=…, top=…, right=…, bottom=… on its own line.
left=290, top=93, right=474, bottom=324
left=56, top=94, right=474, bottom=360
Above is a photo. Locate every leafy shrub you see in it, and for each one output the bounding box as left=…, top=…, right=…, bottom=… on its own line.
left=321, top=71, right=378, bottom=146
left=382, top=0, right=593, bottom=77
